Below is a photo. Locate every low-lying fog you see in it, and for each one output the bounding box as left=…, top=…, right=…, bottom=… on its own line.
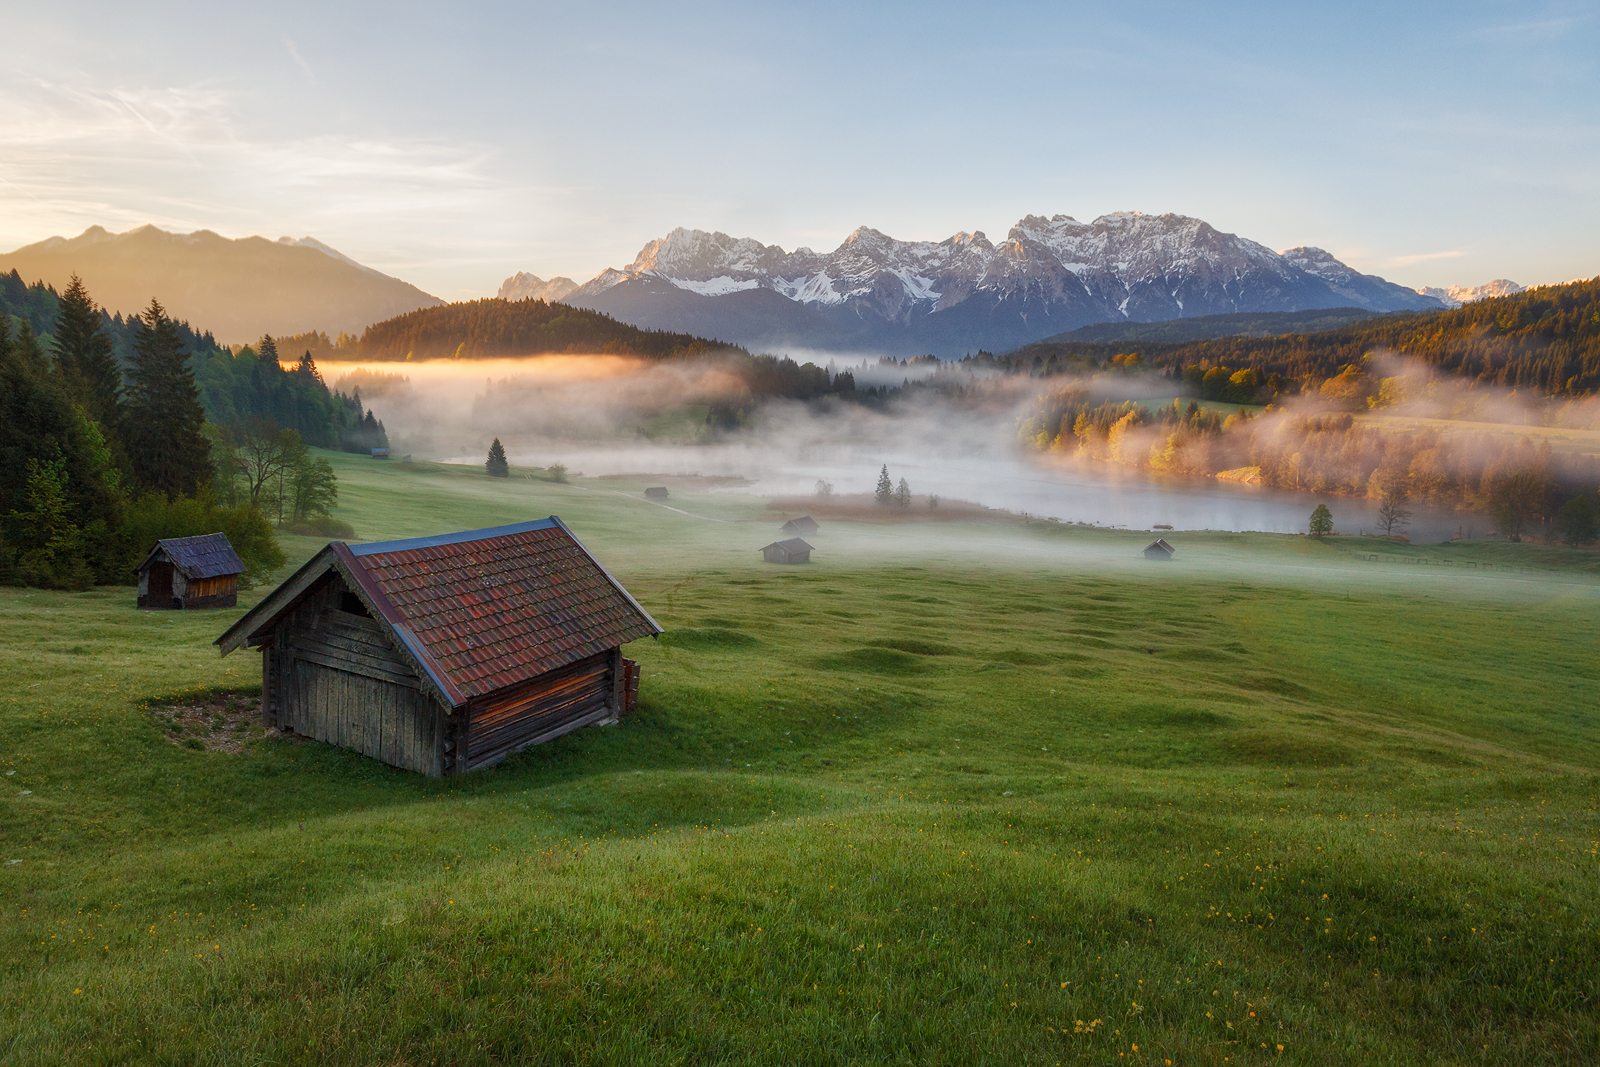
left=326, top=357, right=1481, bottom=543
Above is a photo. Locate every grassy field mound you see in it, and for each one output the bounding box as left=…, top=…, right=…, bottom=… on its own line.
left=2, top=452, right=1596, bottom=1064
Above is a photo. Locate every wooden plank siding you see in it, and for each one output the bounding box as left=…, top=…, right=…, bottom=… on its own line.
left=259, top=573, right=445, bottom=775
left=283, top=658, right=440, bottom=774
left=461, top=651, right=614, bottom=772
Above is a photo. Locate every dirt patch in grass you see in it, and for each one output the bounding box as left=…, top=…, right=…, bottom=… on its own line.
left=148, top=691, right=283, bottom=753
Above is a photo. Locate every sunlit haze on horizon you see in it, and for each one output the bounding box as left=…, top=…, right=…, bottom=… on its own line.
left=2, top=1, right=1597, bottom=298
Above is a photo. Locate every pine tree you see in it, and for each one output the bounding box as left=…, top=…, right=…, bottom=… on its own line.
left=12, top=320, right=45, bottom=370
left=294, top=351, right=323, bottom=384
left=485, top=438, right=509, bottom=478
left=875, top=464, right=893, bottom=505
left=124, top=299, right=212, bottom=497
left=895, top=477, right=911, bottom=508
left=52, top=275, right=123, bottom=433
left=1309, top=503, right=1334, bottom=537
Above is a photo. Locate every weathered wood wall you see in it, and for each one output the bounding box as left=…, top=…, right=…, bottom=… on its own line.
left=262, top=574, right=444, bottom=775
left=137, top=562, right=238, bottom=609
left=460, top=650, right=615, bottom=772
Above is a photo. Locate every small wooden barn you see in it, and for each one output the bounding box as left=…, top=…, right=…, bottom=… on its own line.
left=644, top=486, right=669, bottom=500
left=215, top=518, right=661, bottom=776
left=781, top=515, right=820, bottom=536
left=370, top=447, right=390, bottom=459
left=136, top=533, right=245, bottom=610
left=761, top=538, right=813, bottom=565
left=1143, top=537, right=1176, bottom=561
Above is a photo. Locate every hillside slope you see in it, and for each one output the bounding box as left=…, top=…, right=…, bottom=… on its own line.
left=0, top=226, right=442, bottom=342
left=1006, top=276, right=1600, bottom=395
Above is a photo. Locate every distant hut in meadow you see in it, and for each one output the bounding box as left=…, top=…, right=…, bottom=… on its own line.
left=1143, top=537, right=1176, bottom=561
left=370, top=447, right=390, bottom=459
left=781, top=515, right=820, bottom=536
left=644, top=486, right=669, bottom=500
left=135, top=533, right=244, bottom=610
left=761, top=538, right=813, bottom=565
left=216, top=518, right=661, bottom=776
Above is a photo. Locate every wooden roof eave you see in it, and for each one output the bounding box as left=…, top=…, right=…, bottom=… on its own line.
left=215, top=547, right=338, bottom=655
left=329, top=542, right=467, bottom=711
left=214, top=544, right=463, bottom=714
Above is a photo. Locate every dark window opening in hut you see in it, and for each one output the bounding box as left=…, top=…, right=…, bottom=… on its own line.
left=147, top=562, right=174, bottom=601
left=340, top=590, right=369, bottom=616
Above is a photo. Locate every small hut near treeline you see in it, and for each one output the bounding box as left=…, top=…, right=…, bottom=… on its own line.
left=781, top=515, right=820, bottom=536
left=215, top=518, right=661, bottom=776
left=761, top=538, right=813, bottom=565
left=1143, top=537, right=1176, bottom=561
left=136, top=533, right=245, bottom=609
left=644, top=486, right=669, bottom=500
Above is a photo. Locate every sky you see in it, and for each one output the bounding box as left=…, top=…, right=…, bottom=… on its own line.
left=2, top=1, right=1597, bottom=300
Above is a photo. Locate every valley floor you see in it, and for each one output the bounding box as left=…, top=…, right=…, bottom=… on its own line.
left=2, top=453, right=1596, bottom=1065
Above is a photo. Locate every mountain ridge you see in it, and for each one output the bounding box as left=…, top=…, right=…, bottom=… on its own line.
left=542, top=212, right=1445, bottom=356
left=0, top=225, right=442, bottom=342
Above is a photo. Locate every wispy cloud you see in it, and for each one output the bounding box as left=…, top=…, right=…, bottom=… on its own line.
left=1388, top=249, right=1467, bottom=268
left=0, top=75, right=508, bottom=283
left=282, top=37, right=315, bottom=83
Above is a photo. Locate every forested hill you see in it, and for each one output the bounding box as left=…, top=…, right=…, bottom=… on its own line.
left=1, top=268, right=223, bottom=367
left=278, top=297, right=746, bottom=362
left=1, top=269, right=385, bottom=453
left=1002, top=276, right=1600, bottom=396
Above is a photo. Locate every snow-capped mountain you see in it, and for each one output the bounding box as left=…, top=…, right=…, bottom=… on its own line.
left=1280, top=246, right=1446, bottom=313
left=540, top=212, right=1444, bottom=356
left=498, top=272, right=578, bottom=303
left=1414, top=279, right=1524, bottom=308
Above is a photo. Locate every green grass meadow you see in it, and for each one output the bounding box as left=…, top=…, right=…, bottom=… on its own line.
left=2, top=452, right=1597, bottom=1064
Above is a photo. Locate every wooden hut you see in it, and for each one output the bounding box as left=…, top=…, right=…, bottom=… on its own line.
left=644, top=486, right=669, bottom=500
left=781, top=515, right=820, bottom=536
left=215, top=518, right=661, bottom=776
left=1143, top=537, right=1176, bottom=561
left=370, top=447, right=390, bottom=459
left=136, top=533, right=245, bottom=609
left=761, top=538, right=813, bottom=565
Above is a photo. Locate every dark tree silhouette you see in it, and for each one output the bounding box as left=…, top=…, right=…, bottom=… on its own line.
left=486, top=437, right=510, bottom=478
left=124, top=299, right=212, bottom=497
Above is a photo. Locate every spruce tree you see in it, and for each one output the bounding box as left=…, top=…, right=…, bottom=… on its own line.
left=895, top=477, right=911, bottom=508
left=52, top=275, right=123, bottom=433
left=875, top=464, right=893, bottom=505
left=486, top=438, right=510, bottom=478
left=124, top=299, right=212, bottom=498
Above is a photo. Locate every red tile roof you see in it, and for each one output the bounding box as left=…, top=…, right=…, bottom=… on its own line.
left=330, top=519, right=660, bottom=703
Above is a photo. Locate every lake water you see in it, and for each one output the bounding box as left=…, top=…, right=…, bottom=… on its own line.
left=493, top=436, right=1477, bottom=544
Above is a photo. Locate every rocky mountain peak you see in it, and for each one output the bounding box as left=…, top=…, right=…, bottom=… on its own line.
left=533, top=210, right=1455, bottom=355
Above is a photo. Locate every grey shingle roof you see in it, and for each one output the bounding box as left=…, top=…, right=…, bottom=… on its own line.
left=142, top=533, right=245, bottom=579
